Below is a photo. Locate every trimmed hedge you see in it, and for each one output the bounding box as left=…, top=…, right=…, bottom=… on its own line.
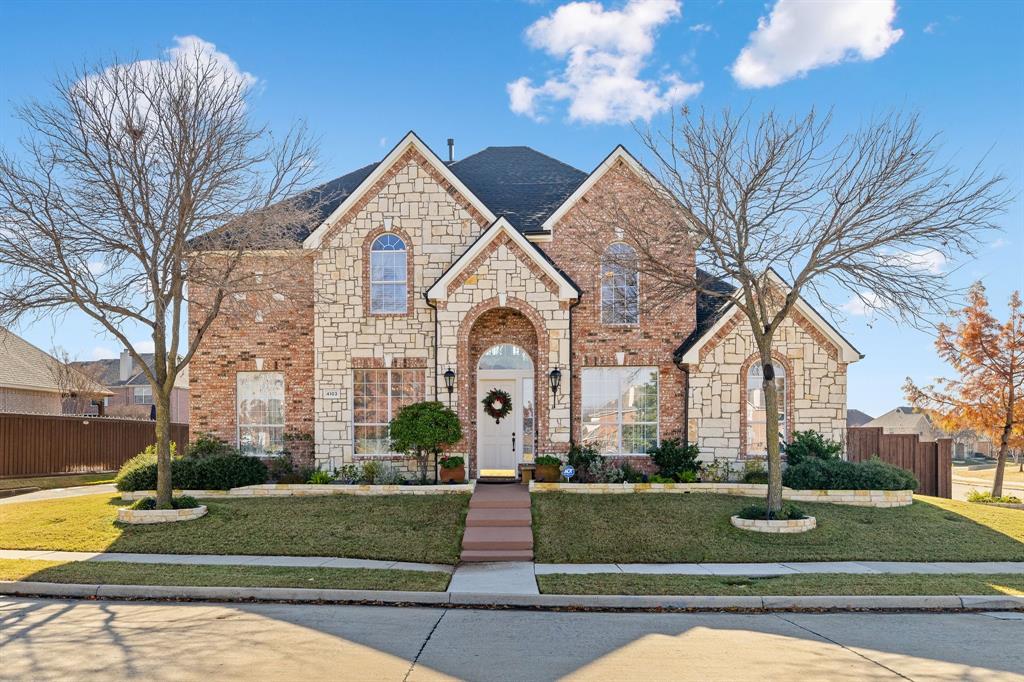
left=115, top=454, right=268, bottom=492
left=783, top=457, right=917, bottom=491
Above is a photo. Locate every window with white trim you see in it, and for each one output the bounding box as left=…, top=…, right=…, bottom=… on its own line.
left=133, top=385, right=153, bottom=404
left=370, top=234, right=407, bottom=314
left=600, top=243, right=639, bottom=324
left=353, top=368, right=425, bottom=454
left=237, top=372, right=285, bottom=455
left=581, top=367, right=659, bottom=454
left=746, top=362, right=787, bottom=456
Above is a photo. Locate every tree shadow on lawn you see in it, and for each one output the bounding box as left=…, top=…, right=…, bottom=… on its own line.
left=530, top=493, right=1024, bottom=564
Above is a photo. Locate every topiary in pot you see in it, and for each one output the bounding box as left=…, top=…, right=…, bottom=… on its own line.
left=534, top=454, right=562, bottom=482
left=439, top=455, right=465, bottom=484
left=389, top=401, right=463, bottom=483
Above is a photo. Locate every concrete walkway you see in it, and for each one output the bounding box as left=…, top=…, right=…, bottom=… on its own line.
left=535, top=561, right=1024, bottom=576
left=0, top=483, right=116, bottom=505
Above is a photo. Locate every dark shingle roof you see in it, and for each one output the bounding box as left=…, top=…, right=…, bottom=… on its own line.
left=673, top=271, right=738, bottom=361
left=72, top=354, right=156, bottom=387
left=448, top=146, right=587, bottom=233
left=195, top=145, right=587, bottom=248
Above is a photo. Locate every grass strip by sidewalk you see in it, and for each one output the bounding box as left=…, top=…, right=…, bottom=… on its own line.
left=0, top=559, right=451, bottom=592
left=0, top=473, right=114, bottom=491
left=0, top=493, right=469, bottom=564
left=532, top=493, right=1024, bottom=563
left=538, top=572, right=1024, bottom=596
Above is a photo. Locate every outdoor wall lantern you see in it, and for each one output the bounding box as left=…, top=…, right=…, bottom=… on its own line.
left=549, top=367, right=562, bottom=400
left=443, top=367, right=456, bottom=406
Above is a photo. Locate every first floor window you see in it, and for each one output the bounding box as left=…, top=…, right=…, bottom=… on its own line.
left=581, top=367, right=659, bottom=455
left=237, top=372, right=285, bottom=455
left=746, top=361, right=787, bottom=456
left=353, top=368, right=425, bottom=454
left=133, top=385, right=153, bottom=404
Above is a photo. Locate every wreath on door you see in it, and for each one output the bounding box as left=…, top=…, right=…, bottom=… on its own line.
left=482, top=387, right=513, bottom=424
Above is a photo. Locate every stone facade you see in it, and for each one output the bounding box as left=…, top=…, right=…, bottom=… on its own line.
left=687, top=309, right=848, bottom=466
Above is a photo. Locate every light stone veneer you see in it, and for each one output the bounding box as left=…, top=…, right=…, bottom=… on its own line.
left=689, top=313, right=848, bottom=466
left=120, top=482, right=475, bottom=500
left=730, top=515, right=817, bottom=533
left=529, top=482, right=912, bottom=507
left=116, top=506, right=208, bottom=524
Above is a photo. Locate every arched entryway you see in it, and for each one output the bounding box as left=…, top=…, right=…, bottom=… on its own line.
left=461, top=304, right=547, bottom=479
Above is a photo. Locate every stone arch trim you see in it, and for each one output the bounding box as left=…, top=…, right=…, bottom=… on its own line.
left=456, top=296, right=550, bottom=476
left=738, top=351, right=795, bottom=460
left=361, top=226, right=415, bottom=317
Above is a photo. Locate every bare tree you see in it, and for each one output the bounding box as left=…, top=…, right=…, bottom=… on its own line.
left=576, top=108, right=1008, bottom=514
left=47, top=346, right=106, bottom=414
left=0, top=45, right=319, bottom=507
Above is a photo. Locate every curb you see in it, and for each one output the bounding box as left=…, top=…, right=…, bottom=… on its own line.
left=3, top=581, right=1022, bottom=612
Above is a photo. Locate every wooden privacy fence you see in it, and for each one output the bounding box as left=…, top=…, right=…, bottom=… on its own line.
left=846, top=426, right=952, bottom=498
left=0, top=413, right=189, bottom=477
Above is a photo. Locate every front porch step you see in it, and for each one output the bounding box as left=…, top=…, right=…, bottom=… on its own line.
left=460, top=549, right=534, bottom=562
left=462, top=526, right=534, bottom=551
left=468, top=485, right=531, bottom=509
left=466, top=507, right=532, bottom=527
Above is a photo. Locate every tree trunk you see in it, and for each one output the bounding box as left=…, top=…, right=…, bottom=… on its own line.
left=155, top=388, right=174, bottom=509
left=992, top=412, right=1012, bottom=499
left=761, top=350, right=784, bottom=515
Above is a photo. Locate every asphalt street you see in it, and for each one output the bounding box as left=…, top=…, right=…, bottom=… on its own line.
left=1, top=598, right=1022, bottom=681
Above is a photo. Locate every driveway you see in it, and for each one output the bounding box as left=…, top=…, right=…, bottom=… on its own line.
left=0, top=484, right=116, bottom=505
left=2, top=599, right=1022, bottom=680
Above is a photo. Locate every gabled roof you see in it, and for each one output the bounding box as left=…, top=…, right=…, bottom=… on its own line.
left=71, top=354, right=189, bottom=389
left=448, top=147, right=587, bottom=233
left=675, top=270, right=863, bottom=365
left=303, top=132, right=497, bottom=249
left=0, top=328, right=110, bottom=396
left=426, top=217, right=580, bottom=302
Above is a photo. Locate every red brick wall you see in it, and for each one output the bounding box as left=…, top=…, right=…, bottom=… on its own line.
left=188, top=253, right=315, bottom=459
left=545, top=160, right=695, bottom=449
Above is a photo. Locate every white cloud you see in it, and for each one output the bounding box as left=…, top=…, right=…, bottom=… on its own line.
left=991, top=237, right=1009, bottom=250
left=841, top=291, right=886, bottom=316
left=923, top=21, right=938, bottom=34
left=86, top=260, right=107, bottom=276
left=378, top=137, right=388, bottom=148
left=508, top=0, right=702, bottom=123
left=91, top=345, right=116, bottom=360
left=133, top=338, right=155, bottom=354
left=689, top=23, right=712, bottom=32
left=886, top=248, right=946, bottom=274
left=731, top=0, right=903, bottom=89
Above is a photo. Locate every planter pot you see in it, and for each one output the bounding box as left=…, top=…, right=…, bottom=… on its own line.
left=535, top=464, right=561, bottom=482
left=730, top=514, right=816, bottom=534
left=439, top=466, right=465, bottom=484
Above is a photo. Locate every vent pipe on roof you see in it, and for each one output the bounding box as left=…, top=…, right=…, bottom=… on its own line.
left=447, top=138, right=455, bottom=163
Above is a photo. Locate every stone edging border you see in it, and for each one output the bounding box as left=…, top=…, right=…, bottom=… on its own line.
left=116, top=506, right=208, bottom=524
left=730, top=515, right=817, bottom=533
left=2, top=581, right=1022, bottom=612
left=529, top=481, right=912, bottom=507
left=119, top=481, right=476, bottom=501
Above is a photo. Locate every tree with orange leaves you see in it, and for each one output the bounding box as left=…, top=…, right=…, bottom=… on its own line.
left=905, top=283, right=1023, bottom=497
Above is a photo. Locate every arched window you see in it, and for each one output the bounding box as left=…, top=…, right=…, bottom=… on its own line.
left=601, top=243, right=639, bottom=324
left=746, top=361, right=787, bottom=456
left=370, top=234, right=407, bottom=314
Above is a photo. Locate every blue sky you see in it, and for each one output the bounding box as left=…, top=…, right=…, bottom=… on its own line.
left=1, top=0, right=1021, bottom=417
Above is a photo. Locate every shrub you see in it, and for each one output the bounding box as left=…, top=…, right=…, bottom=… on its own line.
left=738, top=503, right=806, bottom=521
left=699, top=457, right=732, bottom=482
left=784, top=430, right=843, bottom=467
left=356, top=460, right=407, bottom=485
left=389, top=401, right=462, bottom=482
left=648, top=439, right=699, bottom=479
left=307, top=469, right=335, bottom=485
left=618, top=461, right=647, bottom=483
left=648, top=474, right=674, bottom=483
left=677, top=469, right=698, bottom=483
left=782, top=457, right=917, bottom=491
left=115, top=442, right=177, bottom=492
left=128, top=495, right=200, bottom=511
left=266, top=453, right=295, bottom=481
left=186, top=433, right=239, bottom=459
left=967, top=490, right=1023, bottom=504
left=334, top=464, right=362, bottom=484
left=566, top=444, right=602, bottom=482
left=115, top=453, right=268, bottom=491
left=534, top=454, right=562, bottom=466
left=439, top=455, right=464, bottom=469
left=741, top=459, right=769, bottom=484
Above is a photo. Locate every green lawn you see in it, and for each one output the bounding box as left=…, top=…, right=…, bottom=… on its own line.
left=0, top=493, right=470, bottom=564
left=532, top=493, right=1024, bottom=563
left=538, top=572, right=1024, bottom=596
left=0, top=473, right=115, bottom=491
left=0, top=559, right=450, bottom=591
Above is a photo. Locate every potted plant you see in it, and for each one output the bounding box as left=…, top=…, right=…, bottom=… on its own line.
left=439, top=455, right=465, bottom=483
left=390, top=401, right=464, bottom=483
left=534, top=454, right=562, bottom=482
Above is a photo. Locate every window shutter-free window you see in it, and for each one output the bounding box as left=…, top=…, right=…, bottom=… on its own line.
left=581, top=367, right=658, bottom=455
left=353, top=368, right=425, bottom=454
left=237, top=372, right=285, bottom=455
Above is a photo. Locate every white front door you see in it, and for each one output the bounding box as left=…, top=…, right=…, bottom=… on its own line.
left=477, top=377, right=518, bottom=476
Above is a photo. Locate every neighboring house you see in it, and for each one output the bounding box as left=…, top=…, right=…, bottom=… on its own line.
left=72, top=350, right=190, bottom=424
left=847, top=409, right=873, bottom=428
left=188, top=132, right=862, bottom=477
left=0, top=328, right=110, bottom=414
left=864, top=407, right=940, bottom=441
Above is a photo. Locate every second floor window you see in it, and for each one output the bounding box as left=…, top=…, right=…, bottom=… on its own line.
left=133, top=385, right=153, bottom=404
left=600, top=243, right=639, bottom=324
left=370, top=234, right=407, bottom=314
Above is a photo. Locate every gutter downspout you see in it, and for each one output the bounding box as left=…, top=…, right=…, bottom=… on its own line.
left=424, top=292, right=440, bottom=402
left=567, top=294, right=582, bottom=447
